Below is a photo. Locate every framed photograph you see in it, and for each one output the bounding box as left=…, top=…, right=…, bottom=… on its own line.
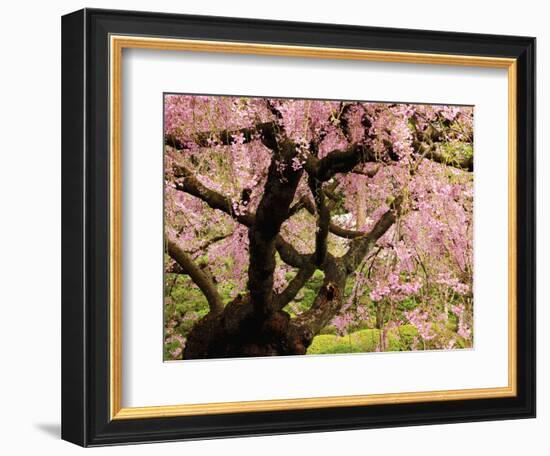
left=61, top=8, right=536, bottom=447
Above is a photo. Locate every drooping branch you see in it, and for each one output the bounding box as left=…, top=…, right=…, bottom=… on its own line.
left=166, top=233, right=224, bottom=314
left=173, top=163, right=254, bottom=227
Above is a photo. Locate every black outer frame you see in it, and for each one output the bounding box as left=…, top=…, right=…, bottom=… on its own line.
left=61, top=8, right=536, bottom=447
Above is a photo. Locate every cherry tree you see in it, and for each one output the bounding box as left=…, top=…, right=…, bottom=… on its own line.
left=164, top=95, right=473, bottom=359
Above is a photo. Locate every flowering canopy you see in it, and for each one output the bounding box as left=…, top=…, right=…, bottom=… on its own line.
left=164, top=94, right=473, bottom=360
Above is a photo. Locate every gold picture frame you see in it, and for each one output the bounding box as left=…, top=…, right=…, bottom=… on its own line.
left=62, top=8, right=535, bottom=446
left=110, top=36, right=517, bottom=420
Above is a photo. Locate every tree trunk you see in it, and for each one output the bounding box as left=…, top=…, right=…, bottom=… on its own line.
left=182, top=295, right=310, bottom=358
left=183, top=259, right=348, bottom=359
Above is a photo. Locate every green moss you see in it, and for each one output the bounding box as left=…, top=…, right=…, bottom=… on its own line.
left=307, top=329, right=380, bottom=355
left=306, top=335, right=357, bottom=354
left=386, top=325, right=418, bottom=351
left=307, top=325, right=419, bottom=355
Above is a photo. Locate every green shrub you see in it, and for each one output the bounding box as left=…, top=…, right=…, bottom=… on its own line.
left=350, top=329, right=381, bottom=352
left=307, top=325, right=419, bottom=355
left=307, top=329, right=380, bottom=354
left=387, top=325, right=418, bottom=351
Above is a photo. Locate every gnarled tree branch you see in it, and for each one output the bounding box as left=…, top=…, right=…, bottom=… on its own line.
left=289, top=195, right=370, bottom=240
left=171, top=162, right=313, bottom=271
left=303, top=144, right=377, bottom=182
left=309, top=178, right=330, bottom=266
left=274, top=259, right=316, bottom=310
left=166, top=233, right=224, bottom=314
left=247, top=140, right=304, bottom=315
left=286, top=256, right=347, bottom=351
left=413, top=139, right=473, bottom=171
left=173, top=163, right=254, bottom=227
left=166, top=121, right=278, bottom=150
left=287, top=195, right=403, bottom=343
left=275, top=236, right=310, bottom=268
left=342, top=195, right=403, bottom=273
